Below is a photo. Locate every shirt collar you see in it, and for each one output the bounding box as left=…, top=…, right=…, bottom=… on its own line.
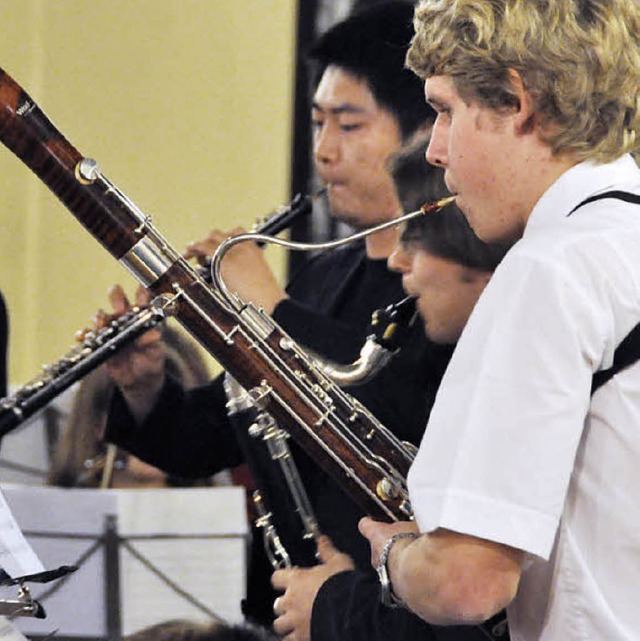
left=524, top=154, right=640, bottom=236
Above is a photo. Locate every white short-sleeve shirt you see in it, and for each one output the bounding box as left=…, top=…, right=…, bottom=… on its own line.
left=408, top=155, right=640, bottom=641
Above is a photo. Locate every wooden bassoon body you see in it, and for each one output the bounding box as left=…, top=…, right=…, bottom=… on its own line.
left=0, top=67, right=415, bottom=521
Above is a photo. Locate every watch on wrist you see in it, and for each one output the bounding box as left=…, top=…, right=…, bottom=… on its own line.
left=376, top=532, right=418, bottom=608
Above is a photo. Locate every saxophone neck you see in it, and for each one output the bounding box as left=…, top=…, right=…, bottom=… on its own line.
left=312, top=340, right=394, bottom=387
left=311, top=296, right=418, bottom=387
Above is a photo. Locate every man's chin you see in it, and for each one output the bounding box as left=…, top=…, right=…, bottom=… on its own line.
left=327, top=201, right=360, bottom=229
left=328, top=197, right=391, bottom=231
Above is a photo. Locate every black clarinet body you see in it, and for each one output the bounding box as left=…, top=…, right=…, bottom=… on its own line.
left=0, top=301, right=171, bottom=437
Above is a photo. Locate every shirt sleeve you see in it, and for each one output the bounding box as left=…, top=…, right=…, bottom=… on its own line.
left=408, top=242, right=610, bottom=559
left=311, top=570, right=439, bottom=641
left=311, top=570, right=492, bottom=641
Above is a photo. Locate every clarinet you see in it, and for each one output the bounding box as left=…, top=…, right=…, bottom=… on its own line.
left=0, top=297, right=174, bottom=438
left=0, top=188, right=314, bottom=442
left=224, top=296, right=419, bottom=569
left=196, top=190, right=318, bottom=284
left=0, top=67, right=453, bottom=521
left=225, top=373, right=320, bottom=569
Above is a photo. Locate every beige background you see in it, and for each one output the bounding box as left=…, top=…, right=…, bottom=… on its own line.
left=0, top=0, right=296, bottom=385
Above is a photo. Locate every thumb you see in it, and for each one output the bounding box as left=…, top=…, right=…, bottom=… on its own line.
left=108, top=284, right=131, bottom=315
left=358, top=516, right=374, bottom=539
left=134, top=285, right=152, bottom=307
left=316, top=535, right=338, bottom=564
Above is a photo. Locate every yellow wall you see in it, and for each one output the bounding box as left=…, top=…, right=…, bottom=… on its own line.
left=0, top=0, right=296, bottom=385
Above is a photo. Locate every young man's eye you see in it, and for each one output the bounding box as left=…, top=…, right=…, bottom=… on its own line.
left=311, top=119, right=324, bottom=131
left=340, top=122, right=362, bottom=132
left=428, top=101, right=451, bottom=118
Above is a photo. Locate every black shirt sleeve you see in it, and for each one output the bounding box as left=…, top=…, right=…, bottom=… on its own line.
left=106, top=373, right=244, bottom=478
left=311, top=570, right=438, bottom=641
left=273, top=297, right=366, bottom=363
left=312, top=570, right=505, bottom=641
left=272, top=244, right=369, bottom=363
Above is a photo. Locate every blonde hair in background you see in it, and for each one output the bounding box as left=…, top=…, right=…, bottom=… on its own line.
left=407, top=0, right=640, bottom=163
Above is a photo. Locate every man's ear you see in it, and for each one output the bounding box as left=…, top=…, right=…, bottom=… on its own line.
left=508, top=68, right=536, bottom=135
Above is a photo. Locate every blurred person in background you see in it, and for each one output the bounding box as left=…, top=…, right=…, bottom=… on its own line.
left=48, top=322, right=212, bottom=489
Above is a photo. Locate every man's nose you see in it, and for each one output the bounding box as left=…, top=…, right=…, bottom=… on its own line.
left=314, top=123, right=340, bottom=165
left=425, top=120, right=447, bottom=167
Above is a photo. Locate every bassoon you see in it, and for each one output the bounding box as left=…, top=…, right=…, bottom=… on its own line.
left=0, top=67, right=452, bottom=522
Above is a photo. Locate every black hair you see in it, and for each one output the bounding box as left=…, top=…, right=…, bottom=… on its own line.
left=402, top=210, right=511, bottom=272
left=307, top=2, right=434, bottom=140
left=390, top=136, right=512, bottom=271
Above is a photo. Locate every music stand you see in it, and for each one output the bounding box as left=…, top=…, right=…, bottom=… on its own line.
left=1, top=486, right=248, bottom=640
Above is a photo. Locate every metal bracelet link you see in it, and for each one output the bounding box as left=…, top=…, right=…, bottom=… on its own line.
left=376, top=532, right=419, bottom=608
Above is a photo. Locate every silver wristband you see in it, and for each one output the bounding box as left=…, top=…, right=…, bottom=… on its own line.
left=376, top=532, right=418, bottom=608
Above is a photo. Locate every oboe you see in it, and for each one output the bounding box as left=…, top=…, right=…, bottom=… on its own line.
left=0, top=186, right=317, bottom=441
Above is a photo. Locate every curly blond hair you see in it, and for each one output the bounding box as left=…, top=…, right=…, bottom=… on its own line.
left=407, top=0, right=640, bottom=162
